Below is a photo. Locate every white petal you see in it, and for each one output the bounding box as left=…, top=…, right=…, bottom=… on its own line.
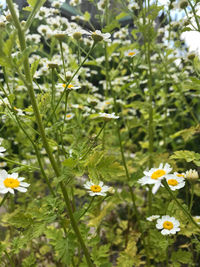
left=0, top=170, right=8, bottom=179
left=18, top=177, right=25, bottom=182
left=20, top=182, right=30, bottom=187
left=8, top=188, right=14, bottom=194
left=16, top=187, right=27, bottom=192
left=11, top=173, right=18, bottom=179
left=152, top=182, right=161, bottom=194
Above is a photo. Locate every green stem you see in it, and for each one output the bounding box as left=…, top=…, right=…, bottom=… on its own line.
left=7, top=1, right=93, bottom=265
left=188, top=0, right=200, bottom=31
left=162, top=180, right=200, bottom=230
left=46, top=43, right=96, bottom=124
left=79, top=197, right=95, bottom=220
left=0, top=194, right=8, bottom=208
left=81, top=121, right=107, bottom=160
left=0, top=156, right=39, bottom=170
left=189, top=182, right=194, bottom=212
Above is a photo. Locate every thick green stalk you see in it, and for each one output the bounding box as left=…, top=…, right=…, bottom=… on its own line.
left=7, top=1, right=93, bottom=265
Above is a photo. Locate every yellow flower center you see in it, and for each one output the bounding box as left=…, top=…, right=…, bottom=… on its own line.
left=163, top=221, right=173, bottom=230
left=90, top=185, right=102, bottom=193
left=128, top=52, right=136, bottom=56
left=105, top=101, right=110, bottom=105
left=151, top=169, right=166, bottom=180
left=168, top=179, right=178, bottom=186
left=4, top=178, right=20, bottom=188
left=177, top=173, right=184, bottom=177
left=66, top=114, right=72, bottom=118
left=62, top=84, right=73, bottom=89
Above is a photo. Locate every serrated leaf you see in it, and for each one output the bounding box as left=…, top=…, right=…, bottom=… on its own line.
left=170, top=150, right=200, bottom=166
left=84, top=11, right=91, bottom=22
left=3, top=32, right=16, bottom=57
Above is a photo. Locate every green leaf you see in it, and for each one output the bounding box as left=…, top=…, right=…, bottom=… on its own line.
left=171, top=250, right=192, bottom=264
left=30, top=59, right=39, bottom=78
left=102, top=20, right=120, bottom=33
left=170, top=150, right=200, bottom=166
left=3, top=32, right=16, bottom=57
left=84, top=11, right=91, bottom=22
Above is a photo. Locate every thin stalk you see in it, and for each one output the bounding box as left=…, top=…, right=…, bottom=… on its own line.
left=188, top=0, right=200, bottom=31
left=46, top=42, right=96, bottom=124
left=0, top=156, right=39, bottom=170
left=7, top=1, right=93, bottom=265
left=189, top=182, right=194, bottom=212
left=81, top=121, right=107, bottom=160
left=0, top=194, right=8, bottom=208
left=162, top=180, right=200, bottom=230
left=79, top=197, right=95, bottom=220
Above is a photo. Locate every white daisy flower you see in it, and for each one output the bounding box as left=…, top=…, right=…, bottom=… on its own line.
left=156, top=215, right=180, bottom=235
left=147, top=215, right=160, bottom=221
left=66, top=113, right=74, bottom=120
left=83, top=181, right=110, bottom=196
left=138, top=163, right=172, bottom=194
left=98, top=112, right=119, bottom=120
left=62, top=84, right=81, bottom=90
left=0, top=170, right=30, bottom=194
left=124, top=49, right=139, bottom=57
left=89, top=30, right=111, bottom=43
left=0, top=146, right=6, bottom=157
left=174, top=172, right=185, bottom=178
left=165, top=175, right=185, bottom=191
left=193, top=216, right=200, bottom=225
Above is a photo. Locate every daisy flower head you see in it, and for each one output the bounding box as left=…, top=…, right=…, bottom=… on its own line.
left=124, top=49, right=139, bottom=57
left=165, top=174, right=185, bottom=191
left=156, top=215, right=180, bottom=235
left=0, top=170, right=30, bottom=194
left=90, top=30, right=111, bottom=43
left=174, top=172, right=185, bottom=178
left=147, top=215, right=160, bottom=222
left=138, top=163, right=172, bottom=194
left=83, top=181, right=110, bottom=196
left=0, top=146, right=6, bottom=157
left=62, top=84, right=81, bottom=91
left=66, top=113, right=74, bottom=120
left=98, top=112, right=119, bottom=121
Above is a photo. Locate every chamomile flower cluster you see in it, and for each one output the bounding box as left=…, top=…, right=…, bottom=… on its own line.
left=138, top=163, right=187, bottom=194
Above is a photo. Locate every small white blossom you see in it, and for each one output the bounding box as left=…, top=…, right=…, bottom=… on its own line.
left=0, top=170, right=30, bottom=194
left=156, top=215, right=180, bottom=235
left=84, top=181, right=110, bottom=196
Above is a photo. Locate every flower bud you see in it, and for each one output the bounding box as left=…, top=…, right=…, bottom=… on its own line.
left=91, top=32, right=103, bottom=43
left=185, top=169, right=199, bottom=181
left=180, top=0, right=188, bottom=9
left=73, top=32, right=82, bottom=40
left=187, top=52, right=196, bottom=60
